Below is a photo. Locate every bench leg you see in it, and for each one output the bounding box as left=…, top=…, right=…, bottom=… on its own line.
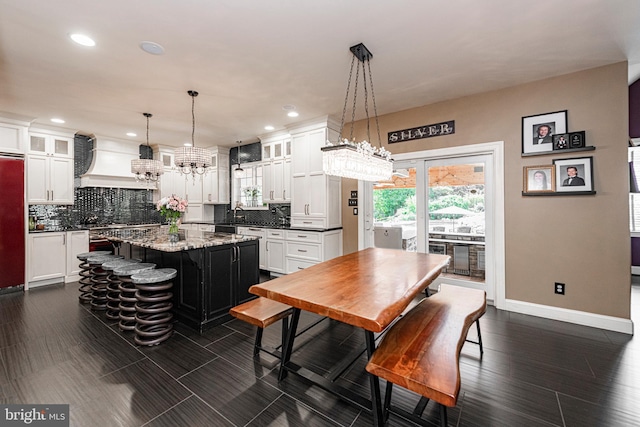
left=476, top=319, right=484, bottom=355
left=254, top=328, right=264, bottom=357
left=465, top=319, right=484, bottom=355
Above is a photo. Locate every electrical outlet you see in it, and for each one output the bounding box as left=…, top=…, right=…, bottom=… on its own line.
left=554, top=282, right=565, bottom=295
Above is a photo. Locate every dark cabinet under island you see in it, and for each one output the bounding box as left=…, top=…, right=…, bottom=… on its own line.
left=98, top=227, right=260, bottom=331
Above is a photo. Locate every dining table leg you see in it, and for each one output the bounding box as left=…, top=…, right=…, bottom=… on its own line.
left=365, top=330, right=384, bottom=427
left=278, top=307, right=301, bottom=382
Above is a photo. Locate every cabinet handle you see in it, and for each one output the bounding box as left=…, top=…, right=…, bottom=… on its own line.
left=297, top=266, right=304, bottom=270
left=62, top=233, right=66, bottom=245
left=297, top=235, right=307, bottom=238
left=303, top=221, right=312, bottom=224
left=283, top=190, right=286, bottom=199
left=297, top=249, right=307, bottom=253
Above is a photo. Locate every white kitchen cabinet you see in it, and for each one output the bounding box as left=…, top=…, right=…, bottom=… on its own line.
left=266, top=229, right=286, bottom=274
left=28, top=130, right=73, bottom=158
left=27, top=129, right=74, bottom=204
left=261, top=134, right=291, bottom=203
left=183, top=175, right=204, bottom=204
left=27, top=155, right=74, bottom=204
left=289, top=121, right=341, bottom=229
left=28, top=232, right=67, bottom=287
left=203, top=147, right=230, bottom=204
left=65, top=230, right=89, bottom=282
left=262, top=158, right=291, bottom=203
left=237, top=226, right=266, bottom=270
left=183, top=203, right=204, bottom=222
left=284, top=229, right=343, bottom=274
left=0, top=118, right=28, bottom=154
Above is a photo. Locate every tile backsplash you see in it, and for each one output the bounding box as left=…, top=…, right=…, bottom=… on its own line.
left=29, top=187, right=161, bottom=228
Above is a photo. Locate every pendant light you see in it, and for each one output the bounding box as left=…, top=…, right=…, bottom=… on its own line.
left=131, top=112, right=164, bottom=184
left=174, top=90, right=213, bottom=180
left=321, top=43, right=393, bottom=182
left=234, top=140, right=244, bottom=178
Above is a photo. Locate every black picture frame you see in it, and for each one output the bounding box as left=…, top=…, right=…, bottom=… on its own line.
left=522, top=110, right=568, bottom=155
left=553, top=156, right=594, bottom=193
left=553, top=133, right=570, bottom=150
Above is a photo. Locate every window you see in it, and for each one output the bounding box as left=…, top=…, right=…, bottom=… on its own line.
left=232, top=162, right=263, bottom=208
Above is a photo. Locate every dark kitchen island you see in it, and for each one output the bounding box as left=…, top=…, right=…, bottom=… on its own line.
left=96, top=226, right=260, bottom=331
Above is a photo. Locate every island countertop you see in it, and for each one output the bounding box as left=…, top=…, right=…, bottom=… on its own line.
left=94, top=226, right=259, bottom=252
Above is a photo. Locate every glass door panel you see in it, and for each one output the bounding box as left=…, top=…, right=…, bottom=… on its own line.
left=372, top=167, right=417, bottom=251
left=427, top=157, right=487, bottom=285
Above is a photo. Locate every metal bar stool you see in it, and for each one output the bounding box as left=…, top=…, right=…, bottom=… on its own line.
left=76, top=251, right=112, bottom=303
left=86, top=254, right=124, bottom=311
left=131, top=268, right=177, bottom=346
left=113, top=263, right=156, bottom=332
left=101, top=258, right=141, bottom=321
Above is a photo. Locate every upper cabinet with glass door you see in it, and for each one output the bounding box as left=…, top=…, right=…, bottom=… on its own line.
left=28, top=129, right=73, bottom=158
left=262, top=134, right=291, bottom=161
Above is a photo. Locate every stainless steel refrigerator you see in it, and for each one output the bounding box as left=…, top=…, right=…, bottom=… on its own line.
left=0, top=155, right=25, bottom=290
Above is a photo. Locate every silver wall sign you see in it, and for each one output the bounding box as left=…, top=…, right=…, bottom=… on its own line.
left=388, top=120, right=455, bottom=144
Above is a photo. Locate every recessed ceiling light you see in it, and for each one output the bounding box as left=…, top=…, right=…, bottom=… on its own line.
left=184, top=143, right=192, bottom=147
left=287, top=111, right=299, bottom=118
left=140, top=41, right=165, bottom=55
left=69, top=33, right=95, bottom=47
left=50, top=118, right=65, bottom=124
left=126, top=132, right=137, bottom=137
left=264, top=125, right=275, bottom=131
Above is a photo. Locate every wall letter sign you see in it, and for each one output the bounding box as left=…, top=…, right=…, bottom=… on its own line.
left=387, top=120, right=455, bottom=144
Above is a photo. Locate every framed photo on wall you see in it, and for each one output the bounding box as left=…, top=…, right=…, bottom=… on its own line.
left=522, top=110, right=568, bottom=155
left=553, top=156, right=594, bottom=193
left=523, top=165, right=555, bottom=194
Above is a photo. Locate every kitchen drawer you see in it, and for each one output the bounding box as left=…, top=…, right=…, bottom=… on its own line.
left=267, top=229, right=286, bottom=240
left=286, top=257, right=317, bottom=274
left=285, top=230, right=321, bottom=243
left=290, top=217, right=326, bottom=229
left=286, top=241, right=321, bottom=261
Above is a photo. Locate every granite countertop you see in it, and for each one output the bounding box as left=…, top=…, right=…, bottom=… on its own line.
left=95, top=226, right=259, bottom=252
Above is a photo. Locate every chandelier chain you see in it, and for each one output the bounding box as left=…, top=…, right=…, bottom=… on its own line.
left=349, top=60, right=360, bottom=142
left=367, top=59, right=383, bottom=148
left=339, top=54, right=356, bottom=141
left=362, top=59, right=371, bottom=144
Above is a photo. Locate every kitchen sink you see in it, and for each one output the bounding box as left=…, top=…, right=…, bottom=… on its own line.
left=215, top=224, right=237, bottom=233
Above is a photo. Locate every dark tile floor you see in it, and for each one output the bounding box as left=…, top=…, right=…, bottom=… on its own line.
left=0, top=277, right=639, bottom=427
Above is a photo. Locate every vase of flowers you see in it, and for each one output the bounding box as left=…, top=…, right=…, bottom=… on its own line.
left=243, top=186, right=260, bottom=207
left=156, top=194, right=187, bottom=244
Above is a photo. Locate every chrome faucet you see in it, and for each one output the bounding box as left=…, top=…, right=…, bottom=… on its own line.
left=233, top=204, right=245, bottom=223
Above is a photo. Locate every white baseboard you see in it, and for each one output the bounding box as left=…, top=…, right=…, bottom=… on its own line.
left=505, top=299, right=634, bottom=335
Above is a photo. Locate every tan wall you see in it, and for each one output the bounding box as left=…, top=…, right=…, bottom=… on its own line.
left=340, top=61, right=630, bottom=319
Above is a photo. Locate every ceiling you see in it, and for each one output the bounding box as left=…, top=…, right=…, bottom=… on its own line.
left=1, top=0, right=639, bottom=150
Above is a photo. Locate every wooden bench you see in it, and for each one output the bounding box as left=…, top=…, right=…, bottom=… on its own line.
left=229, top=297, right=294, bottom=358
left=366, top=284, right=487, bottom=426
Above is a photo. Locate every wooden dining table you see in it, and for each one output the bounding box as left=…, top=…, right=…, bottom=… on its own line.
left=249, top=247, right=451, bottom=426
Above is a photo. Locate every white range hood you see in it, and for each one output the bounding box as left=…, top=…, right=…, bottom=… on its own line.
left=80, top=135, right=157, bottom=189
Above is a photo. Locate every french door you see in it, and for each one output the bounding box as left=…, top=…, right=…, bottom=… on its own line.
left=361, top=145, right=502, bottom=304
